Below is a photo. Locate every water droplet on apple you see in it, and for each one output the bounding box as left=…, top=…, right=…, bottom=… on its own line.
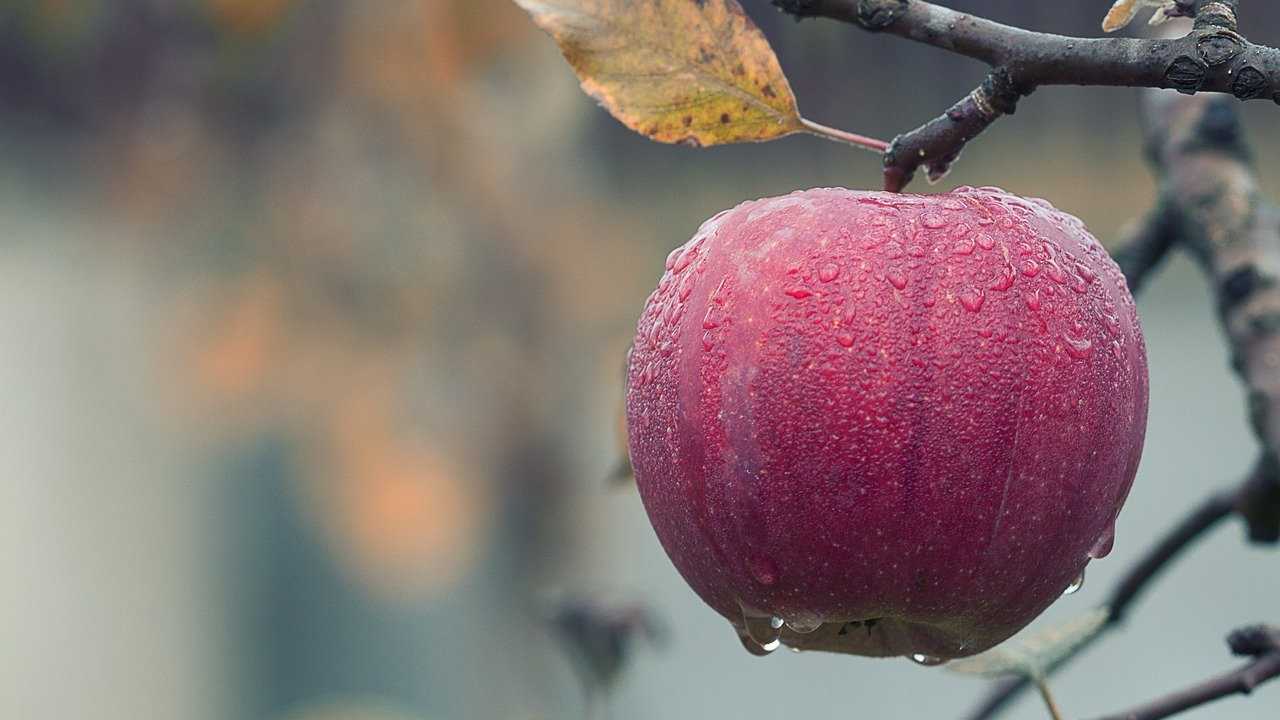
left=785, top=611, right=824, bottom=634
left=990, top=265, right=1016, bottom=292
left=1089, top=525, right=1116, bottom=559
left=910, top=654, right=947, bottom=666
left=1063, top=334, right=1094, bottom=359
left=959, top=288, right=985, bottom=312
left=739, top=607, right=785, bottom=655
left=1063, top=569, right=1085, bottom=595
left=736, top=630, right=774, bottom=657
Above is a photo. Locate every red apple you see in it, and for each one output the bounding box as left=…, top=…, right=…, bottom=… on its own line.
left=626, top=187, right=1147, bottom=661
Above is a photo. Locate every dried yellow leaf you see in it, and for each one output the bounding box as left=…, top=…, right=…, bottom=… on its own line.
left=1103, top=0, right=1142, bottom=32
left=1103, top=0, right=1176, bottom=32
left=514, top=0, right=804, bottom=147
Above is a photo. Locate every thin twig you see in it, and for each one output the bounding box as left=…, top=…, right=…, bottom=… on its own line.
left=1033, top=676, right=1066, bottom=720
left=1088, top=625, right=1280, bottom=720
left=773, top=0, right=1278, bottom=190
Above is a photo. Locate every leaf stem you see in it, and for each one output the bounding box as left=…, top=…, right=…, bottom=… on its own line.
left=799, top=117, right=889, bottom=153
left=1034, top=675, right=1066, bottom=720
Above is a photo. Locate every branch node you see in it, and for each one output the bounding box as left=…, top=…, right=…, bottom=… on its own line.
left=1196, top=30, right=1245, bottom=66
left=1166, top=55, right=1208, bottom=94
left=1227, top=625, right=1280, bottom=657
left=1231, top=66, right=1270, bottom=100
left=1236, top=454, right=1280, bottom=543
left=771, top=0, right=820, bottom=20
left=855, top=0, right=908, bottom=30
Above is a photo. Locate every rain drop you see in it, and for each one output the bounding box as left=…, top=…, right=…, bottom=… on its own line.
left=736, top=630, right=775, bottom=657
left=1089, top=525, right=1117, bottom=559
left=1063, top=568, right=1086, bottom=595
left=921, top=213, right=948, bottom=229
left=910, top=654, right=947, bottom=666
left=672, top=247, right=696, bottom=274
left=739, top=607, right=785, bottom=655
left=989, top=265, right=1016, bottom=292
left=958, top=288, right=985, bottom=312
left=1046, top=262, right=1069, bottom=285
left=785, top=611, right=824, bottom=634
left=1063, top=334, right=1094, bottom=359
left=665, top=246, right=681, bottom=270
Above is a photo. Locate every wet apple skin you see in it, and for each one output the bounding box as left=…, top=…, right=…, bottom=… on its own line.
left=626, top=187, right=1148, bottom=658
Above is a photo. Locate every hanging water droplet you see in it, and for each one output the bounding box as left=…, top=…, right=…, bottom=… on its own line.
left=736, top=629, right=774, bottom=657
left=739, top=607, right=784, bottom=656
left=910, top=653, right=947, bottom=666
left=1063, top=568, right=1086, bottom=595
left=1089, top=525, right=1117, bottom=559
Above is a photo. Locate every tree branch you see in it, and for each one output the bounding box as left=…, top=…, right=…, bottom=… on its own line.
left=773, top=0, right=1280, bottom=190
left=1088, top=624, right=1280, bottom=720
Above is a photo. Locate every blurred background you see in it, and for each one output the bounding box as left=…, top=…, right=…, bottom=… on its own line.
left=2, top=1, right=1279, bottom=719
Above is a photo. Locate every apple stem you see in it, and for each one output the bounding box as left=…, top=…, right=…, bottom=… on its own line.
left=1033, top=675, right=1066, bottom=720
left=798, top=117, right=890, bottom=154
